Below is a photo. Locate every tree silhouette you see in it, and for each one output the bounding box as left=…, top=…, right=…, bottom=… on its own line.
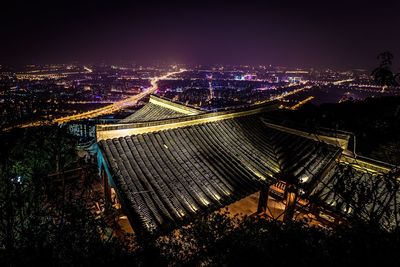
left=371, top=51, right=399, bottom=86
left=156, top=212, right=400, bottom=266
left=0, top=127, right=138, bottom=266
left=395, top=72, right=400, bottom=85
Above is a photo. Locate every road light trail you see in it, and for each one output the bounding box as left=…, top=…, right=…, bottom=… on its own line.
left=5, top=68, right=186, bottom=130
left=253, top=85, right=312, bottom=106
left=270, top=86, right=312, bottom=101
left=332, top=78, right=354, bottom=85
left=290, top=96, right=314, bottom=110
left=54, top=68, right=186, bottom=124
left=83, top=66, right=93, bottom=73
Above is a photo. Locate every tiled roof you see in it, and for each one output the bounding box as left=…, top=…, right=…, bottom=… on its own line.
left=119, top=95, right=204, bottom=123
left=99, top=115, right=339, bottom=233
left=119, top=103, right=186, bottom=123
left=98, top=97, right=398, bottom=233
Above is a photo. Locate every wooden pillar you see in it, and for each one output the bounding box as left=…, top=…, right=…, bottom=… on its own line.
left=102, top=169, right=112, bottom=207
left=257, top=186, right=270, bottom=214
left=283, top=185, right=297, bottom=222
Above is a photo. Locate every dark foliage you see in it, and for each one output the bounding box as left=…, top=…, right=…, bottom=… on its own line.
left=267, top=96, right=400, bottom=164
left=0, top=127, right=138, bottom=266
left=157, top=212, right=400, bottom=266
left=371, top=51, right=400, bottom=86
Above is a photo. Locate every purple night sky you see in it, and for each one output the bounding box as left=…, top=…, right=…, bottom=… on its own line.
left=1, top=0, right=400, bottom=69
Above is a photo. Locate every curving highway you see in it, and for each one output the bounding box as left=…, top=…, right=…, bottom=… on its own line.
left=6, top=68, right=186, bottom=130
left=53, top=68, right=186, bottom=124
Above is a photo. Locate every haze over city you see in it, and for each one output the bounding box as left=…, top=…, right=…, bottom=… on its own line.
left=1, top=0, right=400, bottom=69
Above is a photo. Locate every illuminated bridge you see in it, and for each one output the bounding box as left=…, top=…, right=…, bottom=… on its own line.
left=96, top=96, right=400, bottom=234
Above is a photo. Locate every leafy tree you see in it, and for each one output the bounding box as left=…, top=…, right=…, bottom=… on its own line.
left=268, top=96, right=400, bottom=164
left=156, top=212, right=400, bottom=266
left=371, top=51, right=399, bottom=86
left=0, top=127, right=139, bottom=266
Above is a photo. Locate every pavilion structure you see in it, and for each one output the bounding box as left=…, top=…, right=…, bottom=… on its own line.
left=96, top=94, right=400, bottom=234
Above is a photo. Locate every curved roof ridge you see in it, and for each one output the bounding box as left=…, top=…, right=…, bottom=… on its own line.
left=97, top=102, right=279, bottom=140
left=149, top=94, right=206, bottom=114
left=119, top=95, right=205, bottom=124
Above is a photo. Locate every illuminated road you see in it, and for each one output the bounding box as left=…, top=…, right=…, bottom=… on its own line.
left=271, top=86, right=311, bottom=101
left=6, top=69, right=186, bottom=130
left=54, top=69, right=186, bottom=124
left=290, top=96, right=315, bottom=110
left=207, top=80, right=214, bottom=101
left=254, top=85, right=312, bottom=106
left=332, top=78, right=354, bottom=85
left=83, top=66, right=93, bottom=73
left=254, top=79, right=352, bottom=106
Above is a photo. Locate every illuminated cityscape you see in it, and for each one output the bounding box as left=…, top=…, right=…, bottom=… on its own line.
left=1, top=0, right=400, bottom=266
left=2, top=64, right=398, bottom=131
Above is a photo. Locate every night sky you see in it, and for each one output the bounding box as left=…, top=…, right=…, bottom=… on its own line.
left=1, top=0, right=400, bottom=69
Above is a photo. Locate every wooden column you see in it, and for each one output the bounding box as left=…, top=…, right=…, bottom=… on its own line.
left=283, top=185, right=297, bottom=222
left=102, top=169, right=112, bottom=207
left=257, top=186, right=270, bottom=214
